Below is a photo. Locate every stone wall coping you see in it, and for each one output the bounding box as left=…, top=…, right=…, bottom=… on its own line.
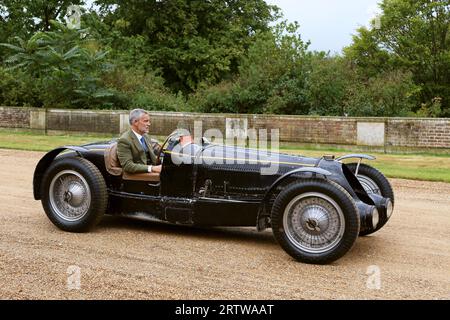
left=1, top=107, right=449, bottom=122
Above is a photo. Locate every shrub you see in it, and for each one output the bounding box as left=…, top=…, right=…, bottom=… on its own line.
left=102, top=67, right=187, bottom=111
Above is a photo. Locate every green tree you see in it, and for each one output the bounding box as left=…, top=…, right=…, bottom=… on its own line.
left=306, top=54, right=351, bottom=116
left=305, top=52, right=418, bottom=117
left=0, top=66, right=41, bottom=106
left=343, top=69, right=419, bottom=117
left=94, top=0, right=280, bottom=93
left=344, top=0, right=450, bottom=116
left=1, top=21, right=113, bottom=108
left=343, top=26, right=392, bottom=78
left=0, top=0, right=86, bottom=61
left=190, top=21, right=310, bottom=115
left=0, top=0, right=85, bottom=39
left=102, top=66, right=187, bottom=111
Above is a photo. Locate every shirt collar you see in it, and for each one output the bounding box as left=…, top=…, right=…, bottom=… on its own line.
left=131, top=129, right=144, bottom=142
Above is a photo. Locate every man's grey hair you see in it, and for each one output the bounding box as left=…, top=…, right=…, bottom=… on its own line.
left=129, top=109, right=149, bottom=125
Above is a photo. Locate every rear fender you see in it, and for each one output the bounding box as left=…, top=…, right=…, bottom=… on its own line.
left=335, top=154, right=376, bottom=162
left=33, top=146, right=88, bottom=200
left=335, top=154, right=375, bottom=176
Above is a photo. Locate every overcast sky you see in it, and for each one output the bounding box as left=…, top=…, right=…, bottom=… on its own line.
left=266, top=0, right=383, bottom=54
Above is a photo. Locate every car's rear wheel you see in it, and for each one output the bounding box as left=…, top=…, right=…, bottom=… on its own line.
left=271, top=179, right=360, bottom=264
left=41, top=157, right=108, bottom=232
left=347, top=163, right=394, bottom=236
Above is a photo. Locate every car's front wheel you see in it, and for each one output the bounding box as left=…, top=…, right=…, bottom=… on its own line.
left=346, top=163, right=394, bottom=236
left=41, top=157, right=108, bottom=232
left=271, top=179, right=360, bottom=264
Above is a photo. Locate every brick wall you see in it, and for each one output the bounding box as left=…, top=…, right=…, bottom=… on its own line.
left=387, top=119, right=450, bottom=148
left=0, top=107, right=449, bottom=152
left=249, top=116, right=357, bottom=145
left=47, top=109, right=120, bottom=134
left=0, top=107, right=30, bottom=128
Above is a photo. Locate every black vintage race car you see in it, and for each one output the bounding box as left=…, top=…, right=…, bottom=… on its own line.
left=33, top=131, right=394, bottom=264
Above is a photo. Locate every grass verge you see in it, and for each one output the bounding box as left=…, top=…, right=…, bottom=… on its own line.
left=285, top=148, right=450, bottom=183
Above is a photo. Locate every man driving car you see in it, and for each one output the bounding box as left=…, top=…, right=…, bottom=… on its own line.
left=117, top=109, right=162, bottom=174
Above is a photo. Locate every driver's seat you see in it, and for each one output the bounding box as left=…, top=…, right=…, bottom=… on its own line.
left=104, top=142, right=160, bottom=182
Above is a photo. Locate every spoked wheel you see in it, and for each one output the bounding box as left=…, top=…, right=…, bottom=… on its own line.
left=283, top=192, right=345, bottom=254
left=41, top=157, right=108, bottom=232
left=347, top=163, right=394, bottom=236
left=49, top=170, right=92, bottom=222
left=271, top=179, right=360, bottom=264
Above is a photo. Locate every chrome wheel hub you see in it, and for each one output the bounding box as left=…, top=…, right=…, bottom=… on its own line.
left=283, top=192, right=345, bottom=254
left=49, top=170, right=91, bottom=222
left=302, top=206, right=329, bottom=234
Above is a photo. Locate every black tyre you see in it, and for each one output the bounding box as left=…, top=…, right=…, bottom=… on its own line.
left=347, top=163, right=394, bottom=236
left=271, top=179, right=360, bottom=264
left=41, top=157, right=108, bottom=232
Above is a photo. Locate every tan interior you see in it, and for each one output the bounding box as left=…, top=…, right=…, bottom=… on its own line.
left=104, top=142, right=161, bottom=182
left=105, top=142, right=123, bottom=176
left=122, top=171, right=160, bottom=182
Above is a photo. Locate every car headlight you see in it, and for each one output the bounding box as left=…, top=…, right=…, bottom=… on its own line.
left=386, top=199, right=394, bottom=219
left=372, top=207, right=379, bottom=229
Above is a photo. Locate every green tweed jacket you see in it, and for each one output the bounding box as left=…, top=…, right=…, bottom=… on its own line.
left=117, top=129, right=157, bottom=174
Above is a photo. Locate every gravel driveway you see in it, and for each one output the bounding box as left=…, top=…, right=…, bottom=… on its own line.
left=0, top=149, right=449, bottom=299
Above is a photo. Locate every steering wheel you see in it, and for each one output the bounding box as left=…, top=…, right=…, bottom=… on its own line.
left=156, top=130, right=181, bottom=165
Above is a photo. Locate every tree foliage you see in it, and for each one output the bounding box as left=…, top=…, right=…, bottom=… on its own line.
left=344, top=0, right=450, bottom=116
left=0, top=0, right=85, bottom=39
left=189, top=22, right=310, bottom=114
left=1, top=21, right=113, bottom=108
left=0, top=0, right=449, bottom=117
left=94, top=0, right=279, bottom=93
